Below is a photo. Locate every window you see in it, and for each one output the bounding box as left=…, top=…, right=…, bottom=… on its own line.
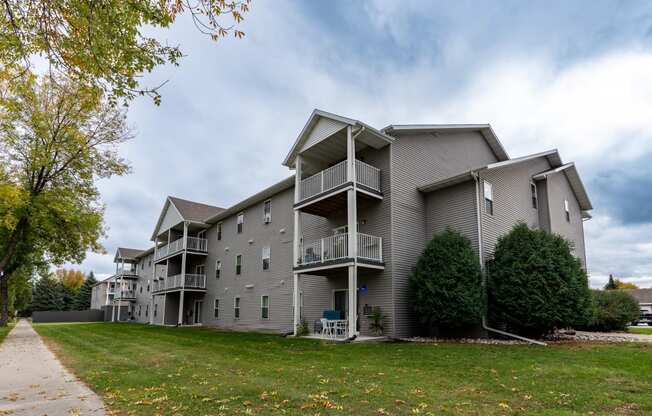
left=154, top=304, right=158, bottom=317
left=138, top=305, right=142, bottom=316
left=236, top=213, right=244, bottom=234
left=234, top=297, right=240, bottom=319
left=235, top=254, right=242, bottom=275
left=141, top=262, right=144, bottom=270
left=147, top=280, right=150, bottom=292
left=145, top=304, right=149, bottom=317
left=148, top=257, right=152, bottom=267
left=214, top=299, right=220, bottom=319
left=217, top=222, right=223, bottom=241
left=261, top=295, right=269, bottom=319
left=530, top=182, right=538, bottom=209
left=262, top=246, right=271, bottom=270
left=215, top=260, right=222, bottom=279
left=484, top=180, right=494, bottom=215
left=263, top=200, right=272, bottom=224
left=564, top=199, right=570, bottom=222
left=140, top=285, right=143, bottom=294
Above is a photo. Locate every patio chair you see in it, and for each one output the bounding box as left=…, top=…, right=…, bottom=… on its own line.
left=320, top=318, right=333, bottom=337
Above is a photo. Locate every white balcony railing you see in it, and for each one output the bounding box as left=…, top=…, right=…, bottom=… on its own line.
left=116, top=266, right=138, bottom=276
left=155, top=236, right=208, bottom=261
left=114, top=289, right=136, bottom=300
left=152, top=274, right=207, bottom=292
left=299, top=233, right=382, bottom=266
left=298, top=159, right=381, bottom=202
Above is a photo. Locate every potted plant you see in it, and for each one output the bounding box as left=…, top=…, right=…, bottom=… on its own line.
left=369, top=307, right=386, bottom=336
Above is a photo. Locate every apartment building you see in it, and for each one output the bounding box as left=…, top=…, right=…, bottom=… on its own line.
left=97, top=109, right=592, bottom=339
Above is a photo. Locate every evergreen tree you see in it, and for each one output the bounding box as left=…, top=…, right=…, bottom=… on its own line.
left=410, top=229, right=484, bottom=329
left=604, top=274, right=618, bottom=290
left=73, top=272, right=96, bottom=310
left=31, top=274, right=64, bottom=311
left=488, top=223, right=592, bottom=337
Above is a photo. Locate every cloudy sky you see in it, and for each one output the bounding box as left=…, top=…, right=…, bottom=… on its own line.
left=71, top=1, right=652, bottom=288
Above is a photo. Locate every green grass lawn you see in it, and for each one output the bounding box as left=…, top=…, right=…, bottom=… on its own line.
left=34, top=323, right=652, bottom=416
left=629, top=326, right=652, bottom=335
left=0, top=321, right=15, bottom=344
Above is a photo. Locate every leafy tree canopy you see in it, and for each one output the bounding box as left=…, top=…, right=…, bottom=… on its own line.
left=55, top=269, right=85, bottom=293
left=410, top=229, right=483, bottom=329
left=488, top=223, right=592, bottom=337
left=1, top=0, right=251, bottom=103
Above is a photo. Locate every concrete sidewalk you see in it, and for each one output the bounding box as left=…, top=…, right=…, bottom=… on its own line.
left=0, top=319, right=105, bottom=415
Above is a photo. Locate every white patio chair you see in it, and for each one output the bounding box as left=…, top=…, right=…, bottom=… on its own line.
left=320, top=318, right=332, bottom=338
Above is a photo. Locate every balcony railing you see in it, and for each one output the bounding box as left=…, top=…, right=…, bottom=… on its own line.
left=298, top=233, right=382, bottom=266
left=116, top=266, right=138, bottom=276
left=155, top=237, right=208, bottom=261
left=114, top=289, right=136, bottom=300
left=152, top=274, right=207, bottom=292
left=298, top=159, right=381, bottom=202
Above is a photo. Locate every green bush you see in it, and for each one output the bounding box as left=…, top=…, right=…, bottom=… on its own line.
left=410, top=229, right=483, bottom=328
left=587, top=290, right=640, bottom=331
left=487, top=223, right=592, bottom=337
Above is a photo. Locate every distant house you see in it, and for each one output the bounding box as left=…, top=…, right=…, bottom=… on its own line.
left=622, top=288, right=652, bottom=314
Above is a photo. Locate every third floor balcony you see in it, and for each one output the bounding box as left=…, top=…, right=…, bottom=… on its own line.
left=297, top=159, right=381, bottom=204
left=154, top=236, right=208, bottom=262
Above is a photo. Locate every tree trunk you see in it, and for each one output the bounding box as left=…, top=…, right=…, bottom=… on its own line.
left=0, top=276, right=8, bottom=327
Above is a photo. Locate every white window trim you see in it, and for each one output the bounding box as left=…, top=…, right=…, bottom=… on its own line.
left=215, top=259, right=222, bottom=279
left=262, top=245, right=271, bottom=271
left=263, top=199, right=272, bottom=224
left=261, top=295, right=270, bottom=320
left=564, top=199, right=571, bottom=222
left=234, top=296, right=241, bottom=319
left=217, top=222, right=223, bottom=241
left=530, top=181, right=538, bottom=209
left=235, top=254, right=243, bottom=275
left=236, top=212, right=244, bottom=233
left=214, top=298, right=220, bottom=319
left=484, top=180, right=494, bottom=215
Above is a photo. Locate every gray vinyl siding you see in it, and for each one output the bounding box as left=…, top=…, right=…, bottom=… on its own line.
left=546, top=172, right=587, bottom=268
left=389, top=131, right=499, bottom=338
left=479, top=157, right=552, bottom=262
left=424, top=181, right=479, bottom=254
left=300, top=118, right=347, bottom=153
left=159, top=204, right=183, bottom=234
left=91, top=283, right=107, bottom=310
left=203, top=186, right=296, bottom=333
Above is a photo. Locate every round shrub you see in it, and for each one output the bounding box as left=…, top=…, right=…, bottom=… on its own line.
left=487, top=223, right=592, bottom=337
left=587, top=290, right=640, bottom=331
left=410, top=229, right=483, bottom=328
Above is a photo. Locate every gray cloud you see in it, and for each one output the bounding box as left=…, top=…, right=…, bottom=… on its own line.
left=61, top=1, right=652, bottom=289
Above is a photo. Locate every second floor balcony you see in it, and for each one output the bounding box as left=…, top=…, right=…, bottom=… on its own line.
left=155, top=236, right=208, bottom=262
left=298, top=159, right=381, bottom=203
left=114, top=289, right=136, bottom=300
left=297, top=232, right=383, bottom=270
left=152, top=274, right=207, bottom=293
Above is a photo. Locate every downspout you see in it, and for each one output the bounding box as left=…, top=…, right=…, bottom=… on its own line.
left=472, top=171, right=546, bottom=347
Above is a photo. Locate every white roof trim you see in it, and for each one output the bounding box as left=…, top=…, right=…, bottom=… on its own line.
left=383, top=124, right=509, bottom=161
left=487, top=149, right=560, bottom=170
left=532, top=162, right=593, bottom=211
left=282, top=109, right=394, bottom=168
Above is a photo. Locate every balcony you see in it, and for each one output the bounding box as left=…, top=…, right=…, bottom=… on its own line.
left=116, top=266, right=138, bottom=278
left=155, top=237, right=208, bottom=262
left=152, top=274, right=207, bottom=293
left=296, top=233, right=383, bottom=271
left=114, top=289, right=136, bottom=300
left=298, top=159, right=381, bottom=203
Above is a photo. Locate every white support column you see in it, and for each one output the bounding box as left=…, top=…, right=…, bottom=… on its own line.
left=293, top=272, right=301, bottom=335
left=294, top=154, right=302, bottom=203
left=178, top=221, right=188, bottom=326
left=111, top=298, right=116, bottom=322
left=293, top=210, right=301, bottom=267
left=346, top=125, right=358, bottom=337
left=162, top=293, right=167, bottom=326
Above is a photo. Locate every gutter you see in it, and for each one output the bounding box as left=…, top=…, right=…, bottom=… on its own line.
left=472, top=172, right=547, bottom=347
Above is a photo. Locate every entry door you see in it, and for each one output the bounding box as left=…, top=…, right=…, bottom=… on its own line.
left=193, top=300, right=203, bottom=324
left=333, top=290, right=347, bottom=320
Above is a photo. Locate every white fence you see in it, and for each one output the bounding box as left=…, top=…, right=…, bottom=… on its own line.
left=298, top=159, right=380, bottom=202
left=299, top=233, right=382, bottom=265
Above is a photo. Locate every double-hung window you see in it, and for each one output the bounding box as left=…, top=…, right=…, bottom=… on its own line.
left=236, top=213, right=244, bottom=234
left=217, top=222, right=222, bottom=241
left=531, top=182, right=538, bottom=209
left=263, top=200, right=272, bottom=224
left=564, top=199, right=571, bottom=222
left=261, top=295, right=269, bottom=319
left=484, top=180, right=494, bottom=215
left=235, top=254, right=243, bottom=275
left=214, top=299, right=220, bottom=319
left=215, top=260, right=221, bottom=279
left=234, top=297, right=241, bottom=319
left=262, top=246, right=271, bottom=271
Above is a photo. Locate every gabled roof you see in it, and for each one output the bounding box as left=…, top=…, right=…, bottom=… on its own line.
left=150, top=196, right=225, bottom=240
left=418, top=149, right=560, bottom=193
left=532, top=162, right=593, bottom=211
left=383, top=124, right=510, bottom=162
left=114, top=247, right=145, bottom=262
left=282, top=109, right=394, bottom=168
left=621, top=288, right=652, bottom=304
